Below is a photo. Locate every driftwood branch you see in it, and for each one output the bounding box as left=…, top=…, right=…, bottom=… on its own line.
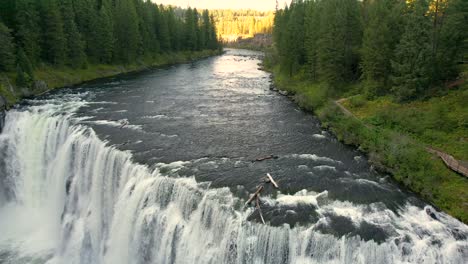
left=244, top=173, right=280, bottom=224
left=266, top=173, right=279, bottom=188
left=245, top=185, right=264, bottom=206
left=256, top=196, right=265, bottom=224
left=119, top=119, right=129, bottom=129
left=253, top=155, right=279, bottom=162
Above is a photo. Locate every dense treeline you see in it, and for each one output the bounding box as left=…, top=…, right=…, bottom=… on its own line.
left=273, top=0, right=467, bottom=101
left=210, top=10, right=274, bottom=41
left=0, top=0, right=220, bottom=88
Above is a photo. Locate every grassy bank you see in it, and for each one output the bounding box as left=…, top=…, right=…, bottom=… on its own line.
left=0, top=49, right=222, bottom=106
left=265, top=63, right=468, bottom=223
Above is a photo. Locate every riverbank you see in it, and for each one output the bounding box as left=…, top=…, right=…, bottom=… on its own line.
left=0, top=49, right=222, bottom=106
left=264, top=63, right=468, bottom=223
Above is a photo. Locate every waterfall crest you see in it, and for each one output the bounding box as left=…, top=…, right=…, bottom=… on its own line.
left=0, top=104, right=467, bottom=264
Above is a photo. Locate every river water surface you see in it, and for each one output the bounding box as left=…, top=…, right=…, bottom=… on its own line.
left=0, top=49, right=467, bottom=263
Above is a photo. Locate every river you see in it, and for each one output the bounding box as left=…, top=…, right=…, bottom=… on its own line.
left=0, top=49, right=466, bottom=263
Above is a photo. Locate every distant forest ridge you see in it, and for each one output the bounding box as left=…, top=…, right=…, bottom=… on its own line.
left=209, top=9, right=274, bottom=42
left=0, top=0, right=221, bottom=90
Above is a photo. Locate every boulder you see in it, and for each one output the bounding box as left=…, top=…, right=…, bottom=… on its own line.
left=279, top=90, right=289, bottom=96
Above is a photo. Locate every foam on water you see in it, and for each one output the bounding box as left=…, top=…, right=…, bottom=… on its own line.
left=0, top=100, right=467, bottom=264
left=81, top=120, right=143, bottom=131
left=287, top=154, right=344, bottom=165
left=312, top=134, right=326, bottom=139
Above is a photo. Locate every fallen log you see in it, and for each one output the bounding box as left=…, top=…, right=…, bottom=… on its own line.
left=256, top=196, right=266, bottom=224
left=266, top=173, right=279, bottom=189
left=245, top=185, right=264, bottom=206
left=119, top=119, right=129, bottom=129
left=244, top=173, right=280, bottom=224
left=253, top=155, right=278, bottom=162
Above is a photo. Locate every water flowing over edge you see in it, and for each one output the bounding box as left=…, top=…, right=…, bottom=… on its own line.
left=0, top=96, right=467, bottom=264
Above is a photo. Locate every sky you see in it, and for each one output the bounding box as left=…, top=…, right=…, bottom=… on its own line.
left=154, top=0, right=292, bottom=11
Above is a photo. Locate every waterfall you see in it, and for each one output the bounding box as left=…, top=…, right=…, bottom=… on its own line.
left=0, top=101, right=467, bottom=264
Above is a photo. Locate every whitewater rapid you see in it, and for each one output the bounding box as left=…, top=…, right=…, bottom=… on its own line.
left=0, top=96, right=467, bottom=264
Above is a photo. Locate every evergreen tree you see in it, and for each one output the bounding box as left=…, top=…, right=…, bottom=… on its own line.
left=16, top=48, right=34, bottom=88
left=138, top=0, right=158, bottom=55
left=0, top=0, right=16, bottom=28
left=158, top=5, right=171, bottom=52
left=193, top=9, right=202, bottom=51
left=95, top=5, right=114, bottom=63
left=167, top=8, right=181, bottom=51
left=73, top=0, right=99, bottom=61
left=201, top=10, right=211, bottom=49
left=317, top=0, right=362, bottom=85
left=0, top=0, right=219, bottom=75
left=208, top=15, right=219, bottom=50
left=360, top=0, right=404, bottom=97
left=15, top=0, right=42, bottom=66
left=0, top=22, right=15, bottom=71
left=40, top=0, right=66, bottom=65
left=61, top=0, right=86, bottom=68
left=152, top=4, right=162, bottom=53
left=431, top=0, right=468, bottom=82
left=274, top=5, right=290, bottom=74
left=184, top=8, right=198, bottom=51
left=283, top=0, right=305, bottom=76
left=304, top=0, right=321, bottom=81
left=391, top=0, right=433, bottom=101
left=113, top=0, right=141, bottom=63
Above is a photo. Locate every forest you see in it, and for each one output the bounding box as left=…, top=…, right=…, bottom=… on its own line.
left=210, top=9, right=274, bottom=42
left=273, top=0, right=467, bottom=101
left=269, top=0, right=468, bottom=221
left=0, top=0, right=220, bottom=90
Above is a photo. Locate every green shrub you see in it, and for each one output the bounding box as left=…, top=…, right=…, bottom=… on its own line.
left=348, top=95, right=366, bottom=108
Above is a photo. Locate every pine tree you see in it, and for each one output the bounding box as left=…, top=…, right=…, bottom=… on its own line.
left=274, top=5, right=290, bottom=74
left=73, top=0, right=99, bottom=61
left=138, top=0, right=157, bottom=55
left=152, top=4, right=162, bottom=53
left=201, top=10, right=211, bottom=49
left=113, top=0, right=141, bottom=63
left=0, top=22, right=15, bottom=71
left=317, top=0, right=362, bottom=85
left=0, top=0, right=16, bottom=29
left=431, top=0, right=468, bottom=82
left=316, top=0, right=346, bottom=84
left=167, top=8, right=180, bottom=51
left=16, top=48, right=34, bottom=88
left=61, top=0, right=86, bottom=68
left=184, top=8, right=198, bottom=51
left=208, top=15, right=219, bottom=50
left=15, top=0, right=42, bottom=66
left=360, top=0, right=404, bottom=97
left=391, top=0, right=433, bottom=101
left=40, top=0, right=66, bottom=65
left=304, top=0, right=321, bottom=81
left=283, top=0, right=306, bottom=77
left=1, top=0, right=219, bottom=78
left=95, top=5, right=114, bottom=63
left=158, top=6, right=171, bottom=52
